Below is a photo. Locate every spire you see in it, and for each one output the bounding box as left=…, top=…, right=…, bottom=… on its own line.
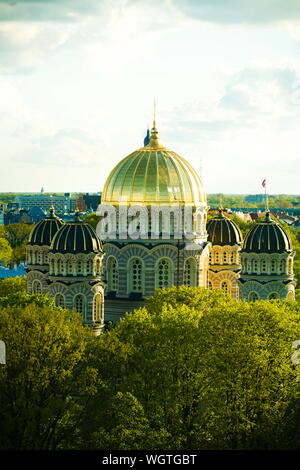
left=148, top=99, right=161, bottom=147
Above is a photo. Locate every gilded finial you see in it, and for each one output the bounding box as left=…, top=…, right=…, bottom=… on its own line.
left=149, top=99, right=161, bottom=147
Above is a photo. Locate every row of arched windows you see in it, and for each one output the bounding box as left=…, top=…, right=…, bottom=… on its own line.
left=209, top=251, right=237, bottom=265
left=54, top=292, right=103, bottom=322
left=248, top=291, right=278, bottom=301
left=208, top=280, right=231, bottom=294
left=49, top=258, right=102, bottom=276
left=243, top=258, right=292, bottom=275
left=27, top=250, right=48, bottom=265
left=106, top=256, right=198, bottom=292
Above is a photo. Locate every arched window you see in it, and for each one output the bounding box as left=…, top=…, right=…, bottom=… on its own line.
left=221, top=281, right=230, bottom=295
left=77, top=260, right=83, bottom=275
left=67, top=260, right=73, bottom=275
left=87, top=259, right=93, bottom=274
left=57, top=259, right=62, bottom=275
left=209, top=252, right=212, bottom=264
left=288, top=258, right=293, bottom=275
left=55, top=293, right=65, bottom=308
left=184, top=258, right=197, bottom=287
left=156, top=258, right=173, bottom=289
left=230, top=252, right=235, bottom=264
left=129, top=258, right=143, bottom=293
left=208, top=281, right=213, bottom=289
left=271, top=259, right=277, bottom=273
left=223, top=252, right=227, bottom=264
left=27, top=250, right=32, bottom=264
left=107, top=257, right=118, bottom=291
left=93, top=293, right=102, bottom=322
left=44, top=253, right=49, bottom=264
left=74, top=294, right=86, bottom=316
left=287, top=291, right=294, bottom=301
left=252, top=259, right=258, bottom=273
left=32, top=280, right=42, bottom=294
left=249, top=291, right=259, bottom=301
left=50, top=259, right=54, bottom=274
left=279, top=259, right=285, bottom=273
left=215, top=252, right=220, bottom=264
left=96, top=258, right=101, bottom=275
left=261, top=259, right=267, bottom=273
left=37, top=252, right=42, bottom=264
left=269, top=292, right=278, bottom=300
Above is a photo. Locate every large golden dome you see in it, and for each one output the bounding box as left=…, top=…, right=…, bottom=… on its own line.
left=101, top=123, right=206, bottom=206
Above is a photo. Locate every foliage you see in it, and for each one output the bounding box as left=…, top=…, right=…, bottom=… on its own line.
left=84, top=287, right=300, bottom=450
left=2, top=223, right=33, bottom=265
left=0, top=301, right=98, bottom=450
left=83, top=213, right=100, bottom=230
left=0, top=238, right=13, bottom=266
left=0, top=277, right=54, bottom=308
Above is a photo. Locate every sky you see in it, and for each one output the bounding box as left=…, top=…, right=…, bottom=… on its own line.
left=1, top=0, right=300, bottom=195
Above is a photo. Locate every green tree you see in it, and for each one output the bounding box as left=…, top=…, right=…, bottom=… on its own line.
left=0, top=276, right=54, bottom=308
left=83, top=213, right=100, bottom=230
left=86, top=287, right=300, bottom=450
left=4, top=223, right=33, bottom=265
left=0, top=238, right=12, bottom=266
left=0, top=302, right=98, bottom=450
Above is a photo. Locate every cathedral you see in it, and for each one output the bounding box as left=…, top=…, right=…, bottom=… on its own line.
left=26, top=120, right=296, bottom=331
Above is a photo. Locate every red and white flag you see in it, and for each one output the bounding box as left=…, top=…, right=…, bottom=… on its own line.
left=262, top=178, right=266, bottom=188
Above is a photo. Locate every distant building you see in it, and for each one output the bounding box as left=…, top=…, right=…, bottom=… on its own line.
left=15, top=193, right=76, bottom=213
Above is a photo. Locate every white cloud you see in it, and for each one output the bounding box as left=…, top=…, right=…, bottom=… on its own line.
left=13, top=127, right=106, bottom=167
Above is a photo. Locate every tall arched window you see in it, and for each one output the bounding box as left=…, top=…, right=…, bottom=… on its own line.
left=288, top=258, right=293, bottom=276
left=208, top=281, right=213, bottom=289
left=252, top=259, right=258, bottom=273
left=209, top=252, right=212, bottom=264
left=184, top=258, right=197, bottom=287
left=221, top=281, right=230, bottom=295
left=93, top=293, right=102, bottom=322
left=223, top=252, right=227, bottom=264
left=261, top=259, right=267, bottom=273
left=37, top=252, right=42, bottom=264
left=249, top=291, right=259, bottom=301
left=156, top=258, right=173, bottom=289
left=269, top=292, right=278, bottom=300
left=95, top=258, right=101, bottom=275
left=279, top=259, right=285, bottom=273
left=74, top=294, right=86, bottom=316
left=55, top=293, right=65, bottom=308
left=230, top=252, right=235, bottom=264
left=87, top=259, right=93, bottom=274
left=57, top=259, right=62, bottom=274
left=129, top=258, right=143, bottom=293
left=215, top=252, right=220, bottom=264
left=271, top=259, right=277, bottom=273
left=32, top=280, right=42, bottom=294
left=107, top=257, right=118, bottom=291
left=67, top=260, right=73, bottom=275
left=77, top=260, right=83, bottom=275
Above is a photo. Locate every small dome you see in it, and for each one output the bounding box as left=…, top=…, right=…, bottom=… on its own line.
left=28, top=207, right=64, bottom=246
left=50, top=214, right=103, bottom=254
left=207, top=209, right=243, bottom=246
left=101, top=123, right=206, bottom=206
left=242, top=212, right=292, bottom=253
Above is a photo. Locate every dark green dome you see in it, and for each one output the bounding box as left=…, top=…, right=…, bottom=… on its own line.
left=242, top=212, right=292, bottom=253
left=50, top=214, right=103, bottom=254
left=28, top=207, right=64, bottom=246
left=206, top=209, right=243, bottom=246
